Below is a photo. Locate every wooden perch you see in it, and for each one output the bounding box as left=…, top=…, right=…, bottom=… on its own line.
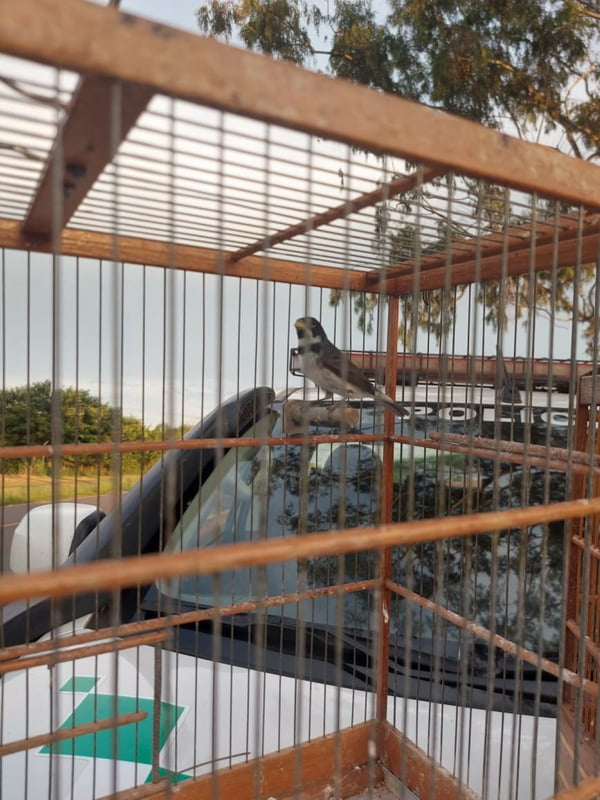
left=283, top=400, right=360, bottom=434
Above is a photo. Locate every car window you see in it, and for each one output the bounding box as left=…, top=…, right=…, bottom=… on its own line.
left=159, top=408, right=381, bottom=628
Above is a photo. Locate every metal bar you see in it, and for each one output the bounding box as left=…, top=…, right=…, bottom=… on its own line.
left=4, top=429, right=599, bottom=475
left=386, top=580, right=599, bottom=701
left=427, top=432, right=600, bottom=468
left=565, top=398, right=591, bottom=679
left=23, top=75, right=153, bottom=235
left=418, top=440, right=600, bottom=477
left=1, top=495, right=600, bottom=606
left=566, top=620, right=600, bottom=664
left=0, top=579, right=380, bottom=663
left=1, top=0, right=600, bottom=207
left=0, top=709, right=147, bottom=757
left=229, top=167, right=445, bottom=262
left=0, top=631, right=169, bottom=675
left=376, top=295, right=400, bottom=721
left=0, top=432, right=387, bottom=460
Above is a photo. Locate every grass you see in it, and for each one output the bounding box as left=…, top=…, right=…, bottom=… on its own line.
left=1, top=472, right=141, bottom=506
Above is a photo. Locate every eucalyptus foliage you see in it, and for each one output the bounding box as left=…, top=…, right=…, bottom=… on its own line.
left=197, top=0, right=600, bottom=348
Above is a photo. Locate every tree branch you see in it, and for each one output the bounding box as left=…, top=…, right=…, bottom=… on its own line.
left=559, top=0, right=600, bottom=20
left=565, top=62, right=596, bottom=102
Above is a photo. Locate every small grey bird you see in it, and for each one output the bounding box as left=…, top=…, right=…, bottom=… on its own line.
left=294, top=317, right=409, bottom=416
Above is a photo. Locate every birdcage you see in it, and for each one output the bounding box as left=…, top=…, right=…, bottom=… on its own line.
left=0, top=2, right=600, bottom=799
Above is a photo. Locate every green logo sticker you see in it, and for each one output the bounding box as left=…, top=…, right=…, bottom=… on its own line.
left=41, top=677, right=189, bottom=784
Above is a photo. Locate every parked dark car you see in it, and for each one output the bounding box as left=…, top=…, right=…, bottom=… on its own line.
left=4, top=386, right=569, bottom=715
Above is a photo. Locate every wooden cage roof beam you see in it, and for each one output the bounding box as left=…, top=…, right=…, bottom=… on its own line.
left=388, top=222, right=600, bottom=294
left=0, top=0, right=599, bottom=211
left=23, top=76, right=153, bottom=237
left=2, top=217, right=598, bottom=297
left=0, top=219, right=370, bottom=292
left=368, top=213, right=600, bottom=286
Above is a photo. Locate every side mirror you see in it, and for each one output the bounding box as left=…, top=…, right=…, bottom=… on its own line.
left=10, top=502, right=103, bottom=573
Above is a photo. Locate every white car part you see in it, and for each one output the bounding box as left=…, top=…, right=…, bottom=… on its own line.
left=10, top=503, right=100, bottom=573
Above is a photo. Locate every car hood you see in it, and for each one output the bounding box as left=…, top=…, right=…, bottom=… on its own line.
left=1, top=630, right=372, bottom=799
left=1, top=625, right=556, bottom=800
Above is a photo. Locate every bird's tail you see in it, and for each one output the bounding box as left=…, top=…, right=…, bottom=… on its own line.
left=375, top=390, right=409, bottom=417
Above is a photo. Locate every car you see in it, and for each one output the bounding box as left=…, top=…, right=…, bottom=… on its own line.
left=1, top=386, right=565, bottom=799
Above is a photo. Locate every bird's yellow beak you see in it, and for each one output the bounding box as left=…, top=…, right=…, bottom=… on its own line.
left=294, top=319, right=306, bottom=330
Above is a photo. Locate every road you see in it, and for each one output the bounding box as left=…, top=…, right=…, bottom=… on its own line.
left=0, top=494, right=119, bottom=572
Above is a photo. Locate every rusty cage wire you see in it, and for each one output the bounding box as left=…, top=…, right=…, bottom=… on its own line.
left=1, top=2, right=600, bottom=800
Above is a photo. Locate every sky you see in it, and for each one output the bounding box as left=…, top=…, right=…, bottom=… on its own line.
left=93, top=0, right=202, bottom=33
left=0, top=1, right=587, bottom=427
left=128, top=1, right=202, bottom=29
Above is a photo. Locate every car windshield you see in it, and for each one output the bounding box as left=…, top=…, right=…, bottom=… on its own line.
left=157, top=396, right=566, bottom=661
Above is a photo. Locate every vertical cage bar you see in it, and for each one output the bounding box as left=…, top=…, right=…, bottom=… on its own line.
left=376, top=294, right=400, bottom=722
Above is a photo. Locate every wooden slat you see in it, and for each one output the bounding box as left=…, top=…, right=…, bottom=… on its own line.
left=98, top=781, right=170, bottom=800
left=579, top=374, right=600, bottom=406
left=147, top=722, right=376, bottom=800
left=378, top=720, right=480, bottom=800
left=555, top=772, right=600, bottom=799
left=1, top=0, right=600, bottom=208
left=0, top=219, right=370, bottom=293
left=23, top=75, right=153, bottom=235
left=369, top=213, right=600, bottom=289
left=387, top=228, right=600, bottom=295
left=276, top=764, right=375, bottom=800
left=557, top=707, right=599, bottom=797
left=1, top=495, right=600, bottom=606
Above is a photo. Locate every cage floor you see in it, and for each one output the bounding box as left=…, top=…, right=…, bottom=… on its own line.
left=348, top=768, right=420, bottom=800
left=349, top=789, right=419, bottom=800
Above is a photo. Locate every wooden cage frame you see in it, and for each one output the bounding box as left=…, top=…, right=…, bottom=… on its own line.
left=1, top=1, right=600, bottom=799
